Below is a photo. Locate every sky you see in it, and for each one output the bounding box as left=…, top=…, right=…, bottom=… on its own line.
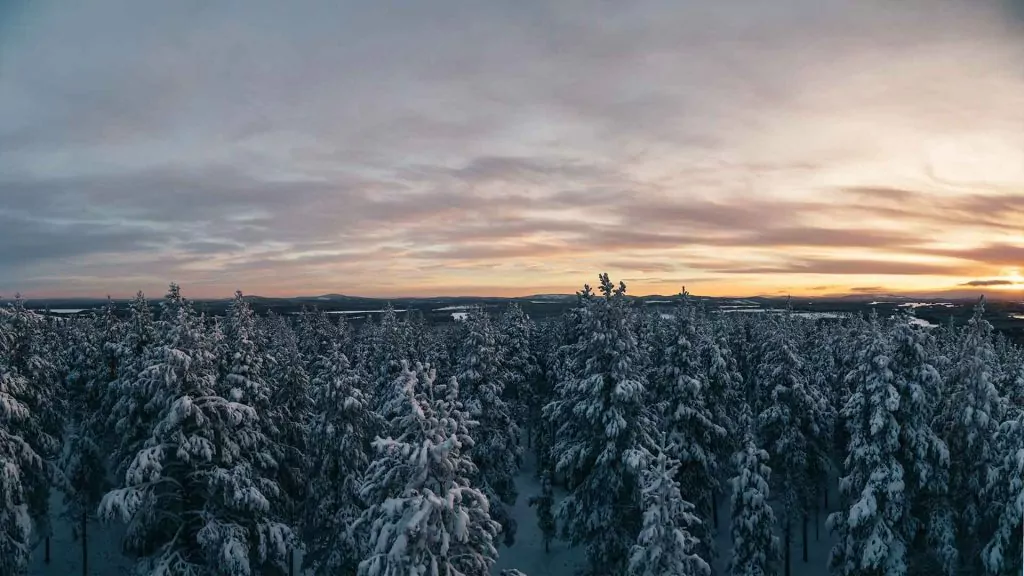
left=1, top=0, right=1023, bottom=299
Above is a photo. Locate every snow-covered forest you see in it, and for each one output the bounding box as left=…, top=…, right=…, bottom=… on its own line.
left=3, top=274, right=1023, bottom=576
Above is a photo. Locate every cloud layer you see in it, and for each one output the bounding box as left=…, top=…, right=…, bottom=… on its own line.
left=1, top=0, right=1023, bottom=297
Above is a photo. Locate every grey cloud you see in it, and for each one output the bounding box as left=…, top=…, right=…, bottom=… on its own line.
left=713, top=258, right=973, bottom=276
left=960, top=279, right=1015, bottom=286
left=1, top=0, right=1021, bottom=295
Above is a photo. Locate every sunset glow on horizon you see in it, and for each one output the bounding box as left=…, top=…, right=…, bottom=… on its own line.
left=2, top=0, right=1023, bottom=300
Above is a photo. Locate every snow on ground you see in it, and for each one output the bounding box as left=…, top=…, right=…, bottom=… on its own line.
left=452, top=312, right=469, bottom=321
left=1011, top=314, right=1024, bottom=320
left=31, top=444, right=839, bottom=576
left=434, top=305, right=472, bottom=311
left=491, top=448, right=585, bottom=575
left=494, top=445, right=838, bottom=576
left=909, top=317, right=939, bottom=329
left=30, top=490, right=132, bottom=576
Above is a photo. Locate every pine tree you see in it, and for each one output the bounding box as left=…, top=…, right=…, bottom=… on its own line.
left=728, top=417, right=780, bottom=576
left=658, top=291, right=727, bottom=567
left=757, top=312, right=829, bottom=574
left=889, top=318, right=957, bottom=575
left=457, top=307, right=522, bottom=545
left=497, top=303, right=540, bottom=434
left=266, top=312, right=313, bottom=562
left=99, top=285, right=292, bottom=575
left=527, top=472, right=556, bottom=553
left=543, top=274, right=657, bottom=575
left=108, top=292, right=158, bottom=481
left=303, top=342, right=379, bottom=575
left=356, top=362, right=501, bottom=576
left=828, top=314, right=909, bottom=576
left=982, top=409, right=1024, bottom=575
left=3, top=296, right=64, bottom=565
left=938, top=297, right=1002, bottom=573
left=60, top=300, right=122, bottom=576
left=628, top=448, right=710, bottom=576
left=0, top=310, right=46, bottom=575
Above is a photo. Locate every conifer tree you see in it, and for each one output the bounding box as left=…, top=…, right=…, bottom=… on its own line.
left=757, top=312, right=829, bottom=573
left=4, top=296, right=64, bottom=565
left=629, top=448, right=710, bottom=576
left=937, top=297, right=1002, bottom=573
left=108, top=292, right=158, bottom=481
left=890, top=318, right=957, bottom=575
left=828, top=314, right=910, bottom=576
left=356, top=362, right=501, bottom=576
left=457, top=306, right=522, bottom=544
left=728, top=414, right=780, bottom=576
left=303, top=342, right=378, bottom=575
left=543, top=274, right=657, bottom=575
left=527, top=472, right=556, bottom=554
left=266, top=312, right=313, bottom=557
left=658, top=291, right=727, bottom=566
left=100, top=285, right=292, bottom=575
left=982, top=409, right=1024, bottom=575
left=0, top=308, right=46, bottom=575
left=60, top=301, right=122, bottom=576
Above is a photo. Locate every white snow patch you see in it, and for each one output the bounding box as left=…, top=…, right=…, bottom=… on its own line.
left=908, top=317, right=939, bottom=328
left=644, top=300, right=673, bottom=304
left=1010, top=314, right=1024, bottom=320
left=434, top=305, right=471, bottom=311
left=898, top=302, right=954, bottom=309
left=46, top=309, right=87, bottom=314
left=452, top=312, right=469, bottom=321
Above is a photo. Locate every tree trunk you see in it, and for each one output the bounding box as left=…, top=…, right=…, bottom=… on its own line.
left=45, top=536, right=51, bottom=564
left=289, top=548, right=295, bottom=576
left=544, top=538, right=550, bottom=554
left=81, top=512, right=88, bottom=576
left=824, top=486, right=829, bottom=509
left=802, top=513, right=808, bottom=563
left=784, top=519, right=791, bottom=576
left=814, top=505, right=820, bottom=541
left=711, top=493, right=718, bottom=530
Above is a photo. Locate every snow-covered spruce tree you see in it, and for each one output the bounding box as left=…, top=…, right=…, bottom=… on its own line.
left=527, top=472, right=556, bottom=554
left=3, top=296, right=65, bottom=564
left=457, top=306, right=522, bottom=545
left=533, top=308, right=583, bottom=481
left=356, top=362, right=501, bottom=576
left=296, top=307, right=341, bottom=374
left=828, top=313, right=911, bottom=576
left=629, top=446, right=710, bottom=576
left=728, top=410, right=780, bottom=576
left=497, top=302, right=540, bottom=435
left=658, top=290, right=727, bottom=567
left=982, top=408, right=1024, bottom=576
left=303, top=341, right=379, bottom=575
left=757, top=310, right=830, bottom=573
left=100, top=284, right=292, bottom=575
left=265, top=312, right=313, bottom=554
left=108, top=291, right=159, bottom=481
left=937, top=296, right=1002, bottom=574
left=59, top=300, right=123, bottom=576
left=889, top=318, right=957, bottom=575
left=696, top=310, right=746, bottom=529
left=0, top=310, right=47, bottom=576
left=363, top=303, right=415, bottom=404
left=542, top=274, right=658, bottom=575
